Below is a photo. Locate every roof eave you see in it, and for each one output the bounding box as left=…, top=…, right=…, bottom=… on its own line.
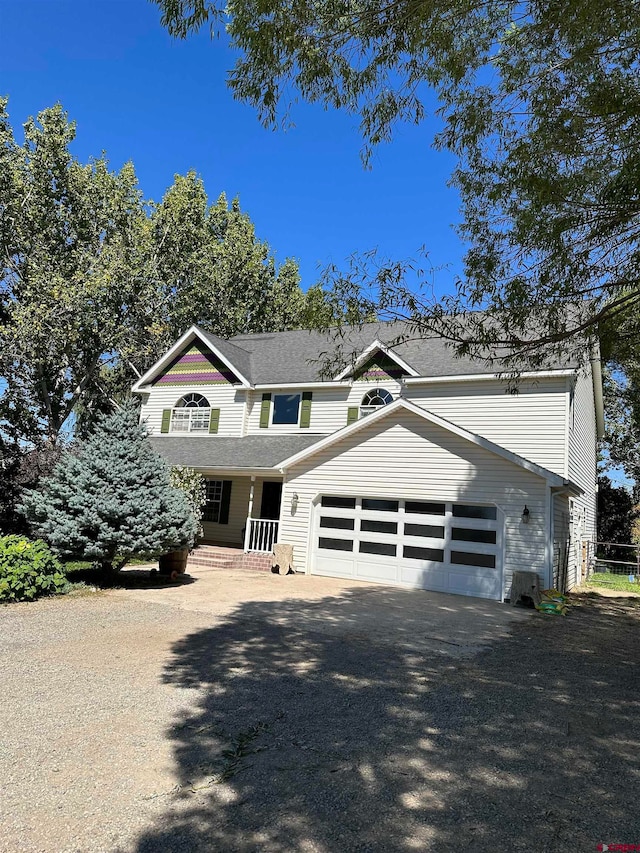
left=402, top=368, right=577, bottom=385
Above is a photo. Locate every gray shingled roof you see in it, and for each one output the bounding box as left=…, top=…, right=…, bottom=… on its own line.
left=197, top=328, right=254, bottom=382
left=150, top=434, right=324, bottom=469
left=210, top=320, right=576, bottom=385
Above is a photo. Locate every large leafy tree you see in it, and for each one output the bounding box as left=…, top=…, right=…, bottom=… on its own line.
left=0, top=99, right=154, bottom=445
left=0, top=99, right=332, bottom=526
left=154, top=0, right=640, bottom=368
left=0, top=101, right=324, bottom=442
left=151, top=174, right=307, bottom=343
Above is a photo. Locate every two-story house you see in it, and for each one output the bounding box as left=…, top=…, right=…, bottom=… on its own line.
left=133, top=322, right=603, bottom=601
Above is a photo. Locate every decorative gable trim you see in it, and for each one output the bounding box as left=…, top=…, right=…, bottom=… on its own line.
left=152, top=341, right=239, bottom=386
left=132, top=326, right=251, bottom=391
left=332, top=339, right=419, bottom=381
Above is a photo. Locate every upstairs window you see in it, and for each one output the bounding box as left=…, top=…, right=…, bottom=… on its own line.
left=171, top=393, right=211, bottom=433
left=360, top=388, right=393, bottom=418
left=272, top=393, right=301, bottom=425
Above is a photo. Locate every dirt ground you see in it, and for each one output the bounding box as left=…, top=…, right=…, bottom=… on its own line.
left=1, top=567, right=639, bottom=853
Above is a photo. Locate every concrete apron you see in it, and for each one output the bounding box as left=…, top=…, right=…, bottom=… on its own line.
left=109, top=564, right=534, bottom=659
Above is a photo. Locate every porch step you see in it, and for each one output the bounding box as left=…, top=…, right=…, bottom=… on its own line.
left=186, top=545, right=273, bottom=574
left=188, top=545, right=242, bottom=566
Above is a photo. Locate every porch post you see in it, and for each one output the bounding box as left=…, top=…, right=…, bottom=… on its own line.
left=244, top=476, right=255, bottom=552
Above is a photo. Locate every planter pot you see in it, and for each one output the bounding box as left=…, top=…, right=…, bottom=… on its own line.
left=158, top=548, right=189, bottom=580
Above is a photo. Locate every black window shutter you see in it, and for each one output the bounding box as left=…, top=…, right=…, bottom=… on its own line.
left=219, top=481, right=232, bottom=524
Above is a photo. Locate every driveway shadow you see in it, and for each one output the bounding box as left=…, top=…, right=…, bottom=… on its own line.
left=134, top=591, right=640, bottom=852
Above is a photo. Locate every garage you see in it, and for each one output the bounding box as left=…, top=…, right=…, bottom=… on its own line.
left=311, top=495, right=503, bottom=599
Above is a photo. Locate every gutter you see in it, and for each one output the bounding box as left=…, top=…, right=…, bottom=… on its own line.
left=401, top=369, right=576, bottom=385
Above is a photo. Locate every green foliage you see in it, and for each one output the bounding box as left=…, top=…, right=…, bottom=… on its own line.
left=154, top=0, right=640, bottom=368
left=20, top=403, right=197, bottom=572
left=151, top=179, right=313, bottom=343
left=597, top=476, right=637, bottom=562
left=587, top=573, right=640, bottom=594
left=0, top=101, right=332, bottom=449
left=0, top=99, right=154, bottom=445
left=169, top=466, right=207, bottom=537
left=601, top=310, right=640, bottom=488
left=0, top=535, right=66, bottom=602
left=155, top=0, right=640, bottom=493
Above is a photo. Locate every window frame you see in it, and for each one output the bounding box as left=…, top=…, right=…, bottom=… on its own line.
left=271, top=392, right=302, bottom=426
left=202, top=480, right=224, bottom=523
left=359, top=387, right=393, bottom=418
left=170, top=393, right=211, bottom=434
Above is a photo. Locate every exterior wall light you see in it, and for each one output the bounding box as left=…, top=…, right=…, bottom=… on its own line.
left=291, top=493, right=299, bottom=513
left=522, top=505, right=530, bottom=524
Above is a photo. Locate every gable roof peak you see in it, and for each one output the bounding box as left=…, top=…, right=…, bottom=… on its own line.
left=332, top=338, right=420, bottom=380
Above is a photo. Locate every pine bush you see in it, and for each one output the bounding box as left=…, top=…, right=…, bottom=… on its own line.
left=21, top=403, right=197, bottom=572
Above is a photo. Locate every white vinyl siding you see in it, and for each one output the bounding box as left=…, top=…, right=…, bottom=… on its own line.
left=140, top=385, right=247, bottom=436
left=567, top=366, right=598, bottom=554
left=245, top=377, right=570, bottom=479
left=200, top=477, right=248, bottom=545
left=280, top=409, right=550, bottom=599
left=403, top=377, right=569, bottom=477
left=245, top=382, right=402, bottom=435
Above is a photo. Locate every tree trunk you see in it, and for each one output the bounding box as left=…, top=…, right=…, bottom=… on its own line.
left=99, top=559, right=116, bottom=585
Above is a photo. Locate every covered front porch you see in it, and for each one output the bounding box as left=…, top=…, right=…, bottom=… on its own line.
left=149, top=433, right=323, bottom=556
left=199, top=474, right=284, bottom=554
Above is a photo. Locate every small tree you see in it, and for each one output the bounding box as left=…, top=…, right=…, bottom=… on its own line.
left=21, top=404, right=196, bottom=574
left=169, top=466, right=207, bottom=538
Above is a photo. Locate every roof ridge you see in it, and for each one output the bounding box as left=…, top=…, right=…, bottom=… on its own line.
left=196, top=326, right=252, bottom=356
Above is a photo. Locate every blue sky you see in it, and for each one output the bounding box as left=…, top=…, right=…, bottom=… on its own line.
left=0, top=0, right=464, bottom=294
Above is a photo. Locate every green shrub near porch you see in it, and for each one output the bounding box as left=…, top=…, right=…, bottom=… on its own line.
left=0, top=535, right=66, bottom=602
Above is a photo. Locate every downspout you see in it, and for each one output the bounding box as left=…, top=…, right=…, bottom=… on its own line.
left=546, top=485, right=554, bottom=590
left=590, top=350, right=605, bottom=440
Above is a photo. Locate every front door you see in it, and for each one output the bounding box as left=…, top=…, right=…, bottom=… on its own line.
left=260, top=481, right=283, bottom=520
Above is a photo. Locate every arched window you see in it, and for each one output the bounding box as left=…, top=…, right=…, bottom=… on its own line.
left=171, top=393, right=211, bottom=432
left=360, top=388, right=393, bottom=417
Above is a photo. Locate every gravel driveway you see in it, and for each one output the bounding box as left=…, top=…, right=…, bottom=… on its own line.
left=1, top=569, right=639, bottom=853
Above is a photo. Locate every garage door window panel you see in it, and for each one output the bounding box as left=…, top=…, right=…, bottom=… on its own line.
left=319, top=537, right=354, bottom=552
left=450, top=550, right=497, bottom=569
left=320, top=516, right=355, bottom=530
left=405, top=501, right=446, bottom=516
left=362, top=498, right=399, bottom=512
left=321, top=496, right=357, bottom=509
left=452, top=504, right=497, bottom=521
left=404, top=523, right=445, bottom=539
left=359, top=541, right=397, bottom=556
left=451, top=527, right=497, bottom=544
left=361, top=519, right=398, bottom=535
left=403, top=546, right=445, bottom=562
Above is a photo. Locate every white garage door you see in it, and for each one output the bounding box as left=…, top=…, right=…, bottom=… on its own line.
left=311, top=495, right=503, bottom=600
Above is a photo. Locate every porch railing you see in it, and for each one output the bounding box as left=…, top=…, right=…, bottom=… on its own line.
left=244, top=518, right=279, bottom=553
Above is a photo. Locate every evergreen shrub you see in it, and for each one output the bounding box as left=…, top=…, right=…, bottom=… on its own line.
left=21, top=403, right=197, bottom=572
